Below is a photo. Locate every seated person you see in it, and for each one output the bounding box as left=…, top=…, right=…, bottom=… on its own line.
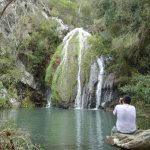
left=112, top=95, right=136, bottom=134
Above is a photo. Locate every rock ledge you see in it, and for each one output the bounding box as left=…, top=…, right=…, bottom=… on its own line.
left=106, top=129, right=150, bottom=150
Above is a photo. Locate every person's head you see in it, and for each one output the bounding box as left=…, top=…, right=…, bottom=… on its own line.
left=123, top=95, right=131, bottom=104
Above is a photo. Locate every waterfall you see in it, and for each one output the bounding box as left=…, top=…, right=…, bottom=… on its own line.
left=50, top=27, right=90, bottom=107
left=74, top=28, right=91, bottom=109
left=95, top=57, right=104, bottom=109
left=58, top=28, right=90, bottom=73
left=59, top=30, right=76, bottom=68
left=74, top=31, right=83, bottom=109
left=83, top=57, right=115, bottom=109
left=45, top=87, right=51, bottom=108
left=56, top=28, right=91, bottom=109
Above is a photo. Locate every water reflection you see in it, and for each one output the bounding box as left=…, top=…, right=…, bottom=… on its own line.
left=0, top=108, right=117, bottom=150
left=76, top=110, right=81, bottom=150
left=75, top=109, right=116, bottom=150
left=95, top=111, right=103, bottom=149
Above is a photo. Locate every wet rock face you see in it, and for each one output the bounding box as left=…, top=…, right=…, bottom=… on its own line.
left=101, top=73, right=115, bottom=106
left=82, top=58, right=117, bottom=109
left=88, top=62, right=99, bottom=95
left=85, top=62, right=99, bottom=108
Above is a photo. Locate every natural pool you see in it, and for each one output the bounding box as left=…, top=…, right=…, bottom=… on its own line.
left=0, top=108, right=118, bottom=150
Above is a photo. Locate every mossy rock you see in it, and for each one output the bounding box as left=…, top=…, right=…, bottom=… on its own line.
left=51, top=33, right=79, bottom=103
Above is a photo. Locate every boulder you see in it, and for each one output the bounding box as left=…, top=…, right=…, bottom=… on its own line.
left=106, top=129, right=150, bottom=150
left=16, top=60, right=36, bottom=89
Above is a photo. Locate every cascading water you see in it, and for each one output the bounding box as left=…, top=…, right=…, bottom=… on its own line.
left=86, top=58, right=115, bottom=109
left=59, top=30, right=76, bottom=68
left=95, top=57, right=104, bottom=109
left=45, top=87, right=51, bottom=108
left=74, top=29, right=91, bottom=109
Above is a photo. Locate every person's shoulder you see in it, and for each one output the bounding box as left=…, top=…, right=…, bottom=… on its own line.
left=129, top=105, right=136, bottom=109
left=115, top=104, right=122, bottom=109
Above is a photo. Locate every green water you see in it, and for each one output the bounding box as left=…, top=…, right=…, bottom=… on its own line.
left=0, top=108, right=118, bottom=150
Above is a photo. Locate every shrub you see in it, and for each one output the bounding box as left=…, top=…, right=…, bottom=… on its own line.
left=120, top=74, right=150, bottom=104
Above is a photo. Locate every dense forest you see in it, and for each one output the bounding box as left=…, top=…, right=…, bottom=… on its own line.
left=0, top=0, right=150, bottom=127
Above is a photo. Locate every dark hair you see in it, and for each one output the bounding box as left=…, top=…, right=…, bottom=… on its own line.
left=123, top=95, right=131, bottom=104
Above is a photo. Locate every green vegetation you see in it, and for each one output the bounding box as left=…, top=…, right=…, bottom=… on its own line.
left=86, top=0, right=150, bottom=129
left=0, top=42, right=23, bottom=106
left=121, top=74, right=150, bottom=104
left=18, top=16, right=61, bottom=105
left=49, top=0, right=78, bottom=25
left=136, top=103, right=150, bottom=129
left=45, top=44, right=63, bottom=85
left=0, top=121, right=39, bottom=150
left=19, top=17, right=61, bottom=80
left=48, top=0, right=98, bottom=27
left=45, top=45, right=63, bottom=104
